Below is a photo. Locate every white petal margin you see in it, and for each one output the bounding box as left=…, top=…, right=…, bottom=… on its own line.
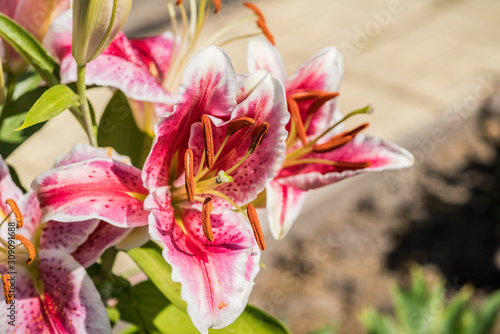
left=247, top=37, right=287, bottom=83
left=266, top=180, right=310, bottom=240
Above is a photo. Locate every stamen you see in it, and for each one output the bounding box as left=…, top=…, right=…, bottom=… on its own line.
left=176, top=0, right=183, bottom=4
left=334, top=161, right=372, bottom=170
left=288, top=90, right=326, bottom=102
left=5, top=199, right=23, bottom=228
left=213, top=0, right=222, bottom=13
left=184, top=149, right=195, bottom=201
left=249, top=122, right=269, bottom=153
left=342, top=122, right=370, bottom=138
left=201, top=115, right=215, bottom=169
left=287, top=98, right=307, bottom=146
left=244, top=2, right=265, bottom=22
left=307, top=92, right=339, bottom=115
left=215, top=170, right=233, bottom=184
left=202, top=197, right=214, bottom=242
left=2, top=274, right=12, bottom=304
left=13, top=234, right=36, bottom=265
left=226, top=117, right=255, bottom=136
left=313, top=135, right=352, bottom=153
left=256, top=19, right=275, bottom=45
left=247, top=204, right=265, bottom=250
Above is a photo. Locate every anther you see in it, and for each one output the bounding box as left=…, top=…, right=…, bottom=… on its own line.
left=176, top=0, right=183, bottom=4
left=287, top=98, right=307, bottom=146
left=13, top=234, right=36, bottom=265
left=201, top=115, right=215, bottom=169
left=313, top=135, right=353, bottom=153
left=226, top=117, right=256, bottom=136
left=2, top=274, right=12, bottom=304
left=256, top=19, right=275, bottom=45
left=249, top=122, right=269, bottom=153
left=307, top=92, right=339, bottom=115
left=288, top=90, right=326, bottom=102
left=247, top=204, right=265, bottom=250
left=5, top=199, right=23, bottom=228
left=342, top=122, right=369, bottom=138
left=184, top=149, right=195, bottom=201
left=244, top=2, right=265, bottom=22
left=213, top=0, right=222, bottom=13
left=202, top=197, right=214, bottom=242
left=334, top=161, right=372, bottom=170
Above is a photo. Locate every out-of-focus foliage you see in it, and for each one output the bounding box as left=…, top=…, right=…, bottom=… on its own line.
left=360, top=267, right=500, bottom=334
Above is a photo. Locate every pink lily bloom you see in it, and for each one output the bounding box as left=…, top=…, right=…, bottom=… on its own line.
left=44, top=10, right=176, bottom=130
left=0, top=151, right=130, bottom=333
left=0, top=0, right=69, bottom=73
left=32, top=46, right=289, bottom=332
left=248, top=37, right=414, bottom=240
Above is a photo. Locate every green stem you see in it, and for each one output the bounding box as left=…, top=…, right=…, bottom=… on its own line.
left=76, top=64, right=97, bottom=146
left=99, top=247, right=118, bottom=282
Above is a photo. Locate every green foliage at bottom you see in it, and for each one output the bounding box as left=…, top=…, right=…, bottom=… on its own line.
left=360, top=267, right=500, bottom=334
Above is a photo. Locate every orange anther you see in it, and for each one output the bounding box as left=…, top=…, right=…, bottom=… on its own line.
left=313, top=135, right=353, bottom=153
left=201, top=115, right=215, bottom=169
left=176, top=0, right=183, bottom=4
left=226, top=117, right=256, bottom=136
left=334, top=161, right=372, bottom=170
left=256, top=19, right=275, bottom=46
left=14, top=234, right=36, bottom=265
left=249, top=122, right=269, bottom=153
left=244, top=2, right=265, bottom=22
left=184, top=149, right=195, bottom=201
left=202, top=197, right=214, bottom=242
left=247, top=204, right=265, bottom=250
left=288, top=90, right=326, bottom=102
left=307, top=92, right=339, bottom=115
left=213, top=0, right=221, bottom=13
left=2, top=274, right=12, bottom=304
left=5, top=199, right=23, bottom=228
left=342, top=122, right=370, bottom=138
left=287, top=98, right=307, bottom=146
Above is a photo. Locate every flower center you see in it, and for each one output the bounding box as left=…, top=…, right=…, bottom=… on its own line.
left=283, top=90, right=374, bottom=171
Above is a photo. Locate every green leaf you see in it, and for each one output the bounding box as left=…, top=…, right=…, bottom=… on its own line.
left=153, top=304, right=291, bottom=334
left=106, top=307, right=121, bottom=326
left=98, top=90, right=152, bottom=168
left=0, top=14, right=59, bottom=85
left=127, top=241, right=186, bottom=311
left=359, top=308, right=398, bottom=334
left=16, top=85, right=80, bottom=130
left=116, top=280, right=170, bottom=333
left=471, top=290, right=500, bottom=334
left=7, top=164, right=26, bottom=193
left=441, top=285, right=473, bottom=334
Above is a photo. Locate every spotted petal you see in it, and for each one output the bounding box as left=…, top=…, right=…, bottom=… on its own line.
left=279, top=134, right=414, bottom=191
left=143, top=46, right=237, bottom=190
left=0, top=251, right=111, bottom=334
left=266, top=180, right=309, bottom=240
left=146, top=189, right=260, bottom=333
left=44, top=11, right=174, bottom=103
left=32, top=159, right=149, bottom=227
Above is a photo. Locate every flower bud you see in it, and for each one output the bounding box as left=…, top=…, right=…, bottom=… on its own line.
left=72, top=0, right=133, bottom=65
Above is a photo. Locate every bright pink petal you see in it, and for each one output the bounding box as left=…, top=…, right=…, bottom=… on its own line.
left=187, top=73, right=289, bottom=212
left=143, top=46, right=237, bottom=190
left=72, top=221, right=132, bottom=268
left=247, top=37, right=287, bottom=83
left=45, top=11, right=174, bottom=103
left=266, top=180, right=309, bottom=240
left=54, top=144, right=131, bottom=167
left=0, top=155, right=23, bottom=219
left=280, top=134, right=414, bottom=190
left=146, top=189, right=260, bottom=333
left=0, top=251, right=111, bottom=334
left=32, top=159, right=149, bottom=227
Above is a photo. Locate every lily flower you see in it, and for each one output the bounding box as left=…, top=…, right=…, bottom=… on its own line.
left=248, top=37, right=414, bottom=240
left=32, top=46, right=289, bottom=333
left=0, top=0, right=69, bottom=74
left=0, top=152, right=120, bottom=333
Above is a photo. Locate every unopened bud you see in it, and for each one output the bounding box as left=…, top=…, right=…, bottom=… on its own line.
left=72, top=0, right=133, bottom=65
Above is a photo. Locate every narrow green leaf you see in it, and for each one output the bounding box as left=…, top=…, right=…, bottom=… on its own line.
left=98, top=90, right=152, bottom=168
left=153, top=304, right=291, bottom=334
left=16, top=85, right=79, bottom=130
left=0, top=14, right=59, bottom=84
left=7, top=165, right=26, bottom=193
left=441, top=285, right=473, bottom=334
left=471, top=290, right=500, bottom=334
left=127, top=241, right=187, bottom=311
left=359, top=308, right=398, bottom=334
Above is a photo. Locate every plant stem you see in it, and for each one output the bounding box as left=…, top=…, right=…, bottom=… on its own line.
left=99, top=247, right=118, bottom=282
left=76, top=64, right=97, bottom=146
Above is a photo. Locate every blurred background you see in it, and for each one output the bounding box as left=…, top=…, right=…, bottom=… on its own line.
left=6, top=0, right=500, bottom=333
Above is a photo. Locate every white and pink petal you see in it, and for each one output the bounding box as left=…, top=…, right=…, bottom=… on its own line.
left=247, top=37, right=287, bottom=83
